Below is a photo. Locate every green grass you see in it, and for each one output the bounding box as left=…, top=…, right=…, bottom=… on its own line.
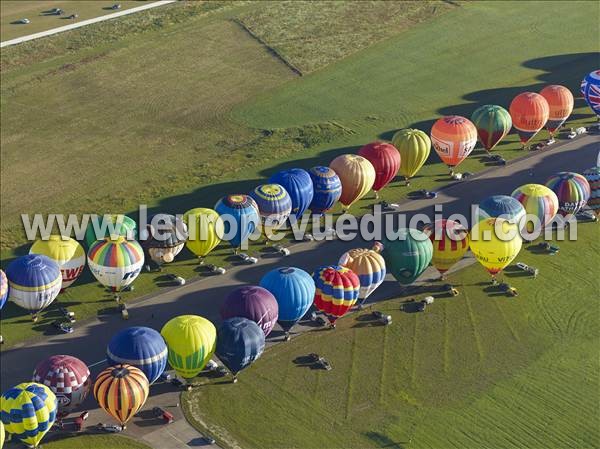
left=182, top=224, right=600, bottom=449
left=30, top=433, right=151, bottom=449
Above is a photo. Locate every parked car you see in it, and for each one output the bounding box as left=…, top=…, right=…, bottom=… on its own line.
left=52, top=320, right=73, bottom=334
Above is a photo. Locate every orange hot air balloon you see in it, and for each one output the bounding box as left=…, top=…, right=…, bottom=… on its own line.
left=329, top=154, right=376, bottom=211
left=539, top=85, right=574, bottom=137
left=430, top=116, right=477, bottom=173
left=509, top=92, right=549, bottom=146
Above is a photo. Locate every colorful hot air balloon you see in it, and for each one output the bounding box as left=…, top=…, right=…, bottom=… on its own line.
left=106, top=327, right=168, bottom=384
left=469, top=218, right=522, bottom=282
left=269, top=169, right=314, bottom=220
left=93, top=364, right=149, bottom=427
left=183, top=208, right=223, bottom=262
left=29, top=236, right=85, bottom=290
left=581, top=70, right=600, bottom=118
left=511, top=184, right=559, bottom=233
left=220, top=286, right=279, bottom=337
left=509, top=92, right=550, bottom=145
left=259, top=267, right=315, bottom=338
left=249, top=184, right=292, bottom=237
left=392, top=128, right=431, bottom=185
left=84, top=214, right=137, bottom=248
left=215, top=195, right=260, bottom=251
left=477, top=195, right=526, bottom=224
left=470, top=105, right=512, bottom=152
left=140, top=214, right=188, bottom=266
left=313, top=265, right=360, bottom=327
left=545, top=172, right=591, bottom=216
left=0, top=383, right=57, bottom=448
left=160, top=315, right=216, bottom=379
left=423, top=219, right=469, bottom=279
left=308, top=166, right=342, bottom=215
left=357, top=142, right=401, bottom=197
left=6, top=255, right=61, bottom=320
left=383, top=229, right=433, bottom=285
left=329, top=154, right=376, bottom=210
left=338, top=245, right=386, bottom=305
left=1, top=421, right=4, bottom=449
left=216, top=317, right=265, bottom=382
left=540, top=85, right=574, bottom=137
left=0, top=269, right=8, bottom=311
left=32, top=355, right=91, bottom=417
left=87, top=237, right=144, bottom=295
left=582, top=167, right=600, bottom=218
left=430, top=116, right=478, bottom=173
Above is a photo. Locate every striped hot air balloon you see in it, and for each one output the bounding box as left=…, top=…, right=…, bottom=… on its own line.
left=308, top=166, right=342, bottom=215
left=582, top=167, right=600, bottom=218
left=329, top=154, right=376, bottom=210
left=581, top=70, right=600, bottom=118
left=383, top=229, right=433, bottom=286
left=313, top=266, right=360, bottom=327
left=540, top=85, right=574, bottom=137
left=545, top=172, right=591, bottom=217
left=392, top=129, right=431, bottom=185
left=423, top=219, right=469, bottom=279
left=93, top=364, right=149, bottom=428
left=249, top=184, right=292, bottom=237
left=477, top=195, right=526, bottom=224
left=6, top=255, right=61, bottom=320
left=511, top=184, right=559, bottom=234
left=29, top=236, right=85, bottom=290
left=220, top=286, right=279, bottom=337
left=32, top=355, right=91, bottom=417
left=509, top=92, right=550, bottom=145
left=358, top=142, right=401, bottom=197
left=141, top=214, right=188, bottom=265
left=470, top=105, right=512, bottom=152
left=430, top=116, right=478, bottom=172
left=84, top=214, right=137, bottom=248
left=338, top=245, right=386, bottom=305
left=0, top=269, right=8, bottom=311
left=268, top=169, right=314, bottom=220
left=183, top=208, right=222, bottom=262
left=87, top=237, right=144, bottom=293
left=215, top=194, right=260, bottom=250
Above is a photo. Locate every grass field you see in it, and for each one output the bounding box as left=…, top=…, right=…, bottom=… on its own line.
left=183, top=224, right=600, bottom=449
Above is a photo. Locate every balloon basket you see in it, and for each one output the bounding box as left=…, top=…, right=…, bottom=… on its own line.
left=232, top=376, right=238, bottom=384
left=284, top=332, right=291, bottom=341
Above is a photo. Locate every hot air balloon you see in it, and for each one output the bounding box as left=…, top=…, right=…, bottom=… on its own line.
left=93, top=364, right=149, bottom=428
left=313, top=265, right=360, bottom=327
left=511, top=184, right=559, bottom=234
left=382, top=229, right=433, bottom=285
left=220, top=286, right=278, bottom=337
left=32, top=355, right=91, bottom=417
left=477, top=195, right=526, bottom=224
left=469, top=218, right=522, bottom=283
left=29, top=236, right=85, bottom=291
left=329, top=154, right=376, bottom=210
left=215, top=195, right=260, bottom=251
left=259, top=267, right=315, bottom=339
left=87, top=237, right=144, bottom=298
left=183, top=208, right=223, bottom=263
left=308, top=166, right=342, bottom=215
left=392, top=128, right=431, bottom=185
left=160, top=315, right=216, bottom=379
left=1, top=420, right=4, bottom=449
left=470, top=105, right=512, bottom=152
left=581, top=70, right=600, bottom=118
left=430, top=115, right=477, bottom=174
left=216, top=317, right=265, bottom=382
left=582, top=167, right=600, bottom=218
left=140, top=214, right=188, bottom=266
left=6, top=255, right=61, bottom=321
left=0, top=383, right=57, bottom=448
left=423, top=219, right=469, bottom=279
left=0, top=269, right=8, bottom=311
left=106, top=327, right=168, bottom=384
left=268, top=169, right=314, bottom=221
left=540, top=85, right=574, bottom=137
left=357, top=142, right=401, bottom=197
left=509, top=92, right=549, bottom=146
left=545, top=172, right=591, bottom=216
left=338, top=245, right=386, bottom=306
left=84, top=214, right=137, bottom=248
left=249, top=184, right=292, bottom=238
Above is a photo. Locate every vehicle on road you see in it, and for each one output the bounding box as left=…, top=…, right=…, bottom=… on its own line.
left=97, top=423, right=122, bottom=433
left=516, top=262, right=539, bottom=277
left=52, top=320, right=73, bottom=334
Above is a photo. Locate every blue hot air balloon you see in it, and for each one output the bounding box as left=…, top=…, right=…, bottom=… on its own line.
left=268, top=169, right=314, bottom=221
left=259, top=267, right=315, bottom=339
left=477, top=195, right=526, bottom=224
left=0, top=269, right=8, bottom=311
left=106, top=326, right=168, bottom=384
left=216, top=317, right=265, bottom=382
left=308, top=166, right=342, bottom=215
left=249, top=184, right=292, bottom=237
left=214, top=194, right=260, bottom=250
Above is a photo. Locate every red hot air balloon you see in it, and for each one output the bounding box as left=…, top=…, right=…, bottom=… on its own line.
left=357, top=142, right=401, bottom=198
left=509, top=92, right=549, bottom=146
left=540, top=85, right=574, bottom=137
left=220, top=285, right=279, bottom=336
left=430, top=116, right=477, bottom=174
left=313, top=266, right=360, bottom=327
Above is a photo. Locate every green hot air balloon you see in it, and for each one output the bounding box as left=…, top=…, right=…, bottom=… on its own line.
left=382, top=228, right=433, bottom=285
left=470, top=105, right=512, bottom=153
left=391, top=129, right=431, bottom=186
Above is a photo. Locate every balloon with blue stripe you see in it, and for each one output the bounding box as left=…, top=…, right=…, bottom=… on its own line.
left=477, top=195, right=526, bottom=224
left=216, top=317, right=265, bottom=382
left=215, top=195, right=260, bottom=250
left=106, top=326, right=168, bottom=384
left=268, top=169, right=314, bottom=220
left=308, top=166, right=342, bottom=215
left=338, top=244, right=386, bottom=306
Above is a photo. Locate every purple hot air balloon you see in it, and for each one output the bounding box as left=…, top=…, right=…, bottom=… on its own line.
left=220, top=286, right=279, bottom=336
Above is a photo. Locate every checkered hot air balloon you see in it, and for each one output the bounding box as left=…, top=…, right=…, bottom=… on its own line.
left=313, top=265, right=360, bottom=327
left=545, top=172, right=591, bottom=217
left=423, top=219, right=469, bottom=279
left=581, top=70, right=600, bottom=118
left=582, top=167, right=600, bottom=218
left=338, top=245, right=386, bottom=306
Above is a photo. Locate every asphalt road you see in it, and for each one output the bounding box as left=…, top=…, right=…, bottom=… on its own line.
left=1, top=133, right=599, bottom=449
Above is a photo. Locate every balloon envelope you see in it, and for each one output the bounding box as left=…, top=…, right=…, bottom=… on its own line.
left=84, top=214, right=137, bottom=248
left=477, top=195, right=526, bottom=224
left=220, top=286, right=279, bottom=336
left=87, top=237, right=144, bottom=292
left=358, top=142, right=401, bottom=192
left=216, top=317, right=265, bottom=376
left=540, top=85, right=573, bottom=135
left=0, top=269, right=8, bottom=310
left=29, top=236, right=85, bottom=290
left=383, top=229, right=433, bottom=285
left=249, top=184, right=292, bottom=235
left=313, top=265, right=360, bottom=324
left=183, top=208, right=222, bottom=259
left=582, top=167, right=600, bottom=218
left=308, top=166, right=342, bottom=215
left=6, top=255, right=61, bottom=314
left=545, top=172, right=591, bottom=216
left=470, top=105, right=512, bottom=151
left=215, top=195, right=260, bottom=249
left=268, top=169, right=314, bottom=220
left=423, top=219, right=469, bottom=276
left=141, top=214, right=188, bottom=264
left=511, top=183, right=559, bottom=233
left=469, top=218, right=522, bottom=278
left=430, top=116, right=477, bottom=168
left=338, top=247, right=386, bottom=301
left=329, top=154, right=376, bottom=209
left=509, top=92, right=549, bottom=144
left=581, top=69, right=600, bottom=117
left=392, top=129, right=431, bottom=180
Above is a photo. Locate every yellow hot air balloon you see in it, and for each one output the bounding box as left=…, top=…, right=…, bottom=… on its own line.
left=1, top=420, right=4, bottom=449
left=329, top=154, right=375, bottom=211
left=161, top=315, right=217, bottom=379
left=391, top=128, right=431, bottom=186
left=183, top=208, right=224, bottom=263
left=29, top=235, right=85, bottom=291
left=423, top=219, right=469, bottom=279
left=469, top=218, right=522, bottom=283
